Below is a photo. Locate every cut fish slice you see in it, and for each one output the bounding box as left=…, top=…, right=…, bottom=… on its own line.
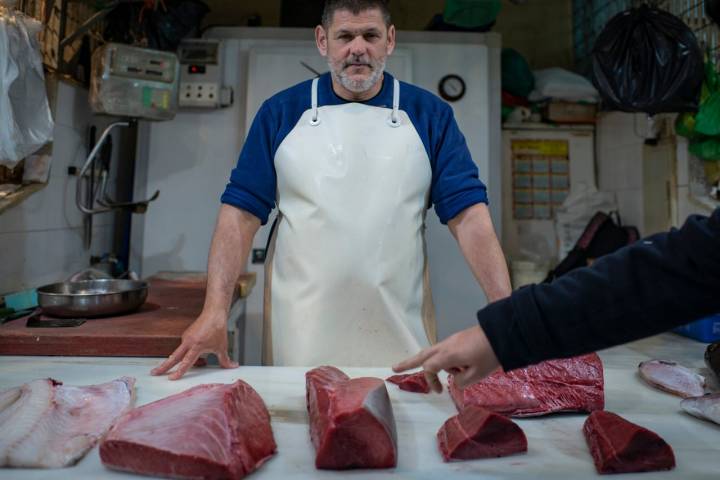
left=0, top=377, right=135, bottom=468
left=437, top=405, right=527, bottom=461
left=386, top=372, right=430, bottom=394
left=638, top=360, right=705, bottom=398
left=681, top=392, right=720, bottom=426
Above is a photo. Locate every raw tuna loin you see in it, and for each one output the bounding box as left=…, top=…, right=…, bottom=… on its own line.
left=450, top=354, right=604, bottom=417
left=0, top=377, right=135, bottom=468
left=100, top=380, right=276, bottom=480
left=306, top=366, right=397, bottom=469
left=583, top=411, right=675, bottom=474
left=437, top=405, right=527, bottom=461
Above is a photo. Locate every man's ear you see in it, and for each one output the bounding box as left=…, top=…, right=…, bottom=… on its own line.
left=386, top=24, right=396, bottom=56
left=315, top=25, right=328, bottom=57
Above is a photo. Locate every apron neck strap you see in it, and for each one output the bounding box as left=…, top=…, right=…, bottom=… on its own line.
left=309, top=77, right=320, bottom=126
left=387, top=78, right=401, bottom=127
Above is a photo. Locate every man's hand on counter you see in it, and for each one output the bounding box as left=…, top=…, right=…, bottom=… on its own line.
left=151, top=312, right=238, bottom=380
left=392, top=325, right=501, bottom=393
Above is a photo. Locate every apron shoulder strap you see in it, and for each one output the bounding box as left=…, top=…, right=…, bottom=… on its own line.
left=387, top=78, right=400, bottom=128
left=309, top=77, right=320, bottom=126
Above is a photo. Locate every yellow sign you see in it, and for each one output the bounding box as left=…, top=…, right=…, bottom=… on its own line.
left=512, top=140, right=569, bottom=156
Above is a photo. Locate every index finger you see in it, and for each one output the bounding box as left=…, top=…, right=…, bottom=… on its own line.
left=422, top=357, right=444, bottom=393
left=392, top=346, right=436, bottom=373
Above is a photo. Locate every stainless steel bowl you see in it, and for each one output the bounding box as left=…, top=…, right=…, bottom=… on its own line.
left=37, top=279, right=148, bottom=318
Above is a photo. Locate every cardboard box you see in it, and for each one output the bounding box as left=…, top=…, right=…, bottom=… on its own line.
left=543, top=102, right=597, bottom=124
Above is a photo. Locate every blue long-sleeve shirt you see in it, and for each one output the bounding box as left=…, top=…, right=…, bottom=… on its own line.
left=479, top=208, right=720, bottom=371
left=220, top=72, right=488, bottom=225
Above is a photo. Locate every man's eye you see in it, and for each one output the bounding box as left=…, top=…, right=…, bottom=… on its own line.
left=339, top=35, right=352, bottom=41
left=364, top=34, right=378, bottom=40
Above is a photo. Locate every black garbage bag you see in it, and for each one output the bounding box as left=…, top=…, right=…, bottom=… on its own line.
left=591, top=5, right=703, bottom=114
left=144, top=0, right=210, bottom=51
left=104, top=0, right=209, bottom=52
left=707, top=0, right=720, bottom=26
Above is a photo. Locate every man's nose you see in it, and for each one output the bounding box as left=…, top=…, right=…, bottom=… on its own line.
left=348, top=36, right=368, bottom=57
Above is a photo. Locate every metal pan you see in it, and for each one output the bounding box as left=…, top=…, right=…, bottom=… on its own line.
left=37, top=279, right=148, bottom=318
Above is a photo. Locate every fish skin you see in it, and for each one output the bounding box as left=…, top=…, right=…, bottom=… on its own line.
left=681, top=393, right=720, bottom=426
left=638, top=360, right=705, bottom=398
left=0, top=377, right=135, bottom=468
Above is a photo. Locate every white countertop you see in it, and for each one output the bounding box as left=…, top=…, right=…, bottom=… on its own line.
left=0, top=333, right=718, bottom=479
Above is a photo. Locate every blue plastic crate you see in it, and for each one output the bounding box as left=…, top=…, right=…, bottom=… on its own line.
left=673, top=314, right=720, bottom=343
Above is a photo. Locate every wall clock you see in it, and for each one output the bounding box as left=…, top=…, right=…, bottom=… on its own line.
left=438, top=74, right=466, bottom=102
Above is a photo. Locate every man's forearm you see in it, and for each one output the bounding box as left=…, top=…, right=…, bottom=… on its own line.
left=203, top=204, right=261, bottom=316
left=449, top=203, right=511, bottom=302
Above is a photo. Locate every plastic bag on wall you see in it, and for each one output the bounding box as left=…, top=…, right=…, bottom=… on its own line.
left=0, top=5, right=54, bottom=167
left=591, top=5, right=703, bottom=114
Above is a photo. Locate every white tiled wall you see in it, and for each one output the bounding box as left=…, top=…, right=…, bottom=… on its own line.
left=0, top=81, right=123, bottom=294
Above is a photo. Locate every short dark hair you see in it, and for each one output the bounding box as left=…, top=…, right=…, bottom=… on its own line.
left=321, top=0, right=392, bottom=28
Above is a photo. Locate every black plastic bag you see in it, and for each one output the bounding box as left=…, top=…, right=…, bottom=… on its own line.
left=591, top=5, right=703, bottom=114
left=104, top=0, right=209, bottom=52
left=144, top=0, right=210, bottom=51
left=707, top=0, right=720, bottom=26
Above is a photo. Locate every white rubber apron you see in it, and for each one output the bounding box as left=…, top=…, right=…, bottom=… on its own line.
left=263, top=77, right=436, bottom=366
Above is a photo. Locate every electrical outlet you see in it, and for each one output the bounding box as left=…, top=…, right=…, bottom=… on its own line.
left=252, top=248, right=266, bottom=264
left=179, top=82, right=219, bottom=108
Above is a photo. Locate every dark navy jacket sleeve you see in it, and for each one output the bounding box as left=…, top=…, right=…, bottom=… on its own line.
left=478, top=208, right=720, bottom=371
left=220, top=101, right=278, bottom=225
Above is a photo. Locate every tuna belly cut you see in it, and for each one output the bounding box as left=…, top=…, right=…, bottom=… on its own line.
left=449, top=354, right=604, bottom=417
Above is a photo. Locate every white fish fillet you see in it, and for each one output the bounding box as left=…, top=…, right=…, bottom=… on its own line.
left=638, top=360, right=705, bottom=398
left=681, top=393, right=720, bottom=426
left=0, top=377, right=135, bottom=468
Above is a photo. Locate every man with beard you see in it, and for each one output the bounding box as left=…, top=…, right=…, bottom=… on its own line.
left=152, top=0, right=510, bottom=378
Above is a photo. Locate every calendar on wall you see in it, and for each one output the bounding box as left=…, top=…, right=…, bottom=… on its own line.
left=511, top=139, right=570, bottom=220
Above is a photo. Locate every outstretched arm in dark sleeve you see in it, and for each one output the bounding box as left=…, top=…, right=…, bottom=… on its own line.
left=394, top=208, right=720, bottom=391
left=481, top=208, right=720, bottom=371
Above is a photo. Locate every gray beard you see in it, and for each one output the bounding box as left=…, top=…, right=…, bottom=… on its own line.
left=330, top=58, right=386, bottom=93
